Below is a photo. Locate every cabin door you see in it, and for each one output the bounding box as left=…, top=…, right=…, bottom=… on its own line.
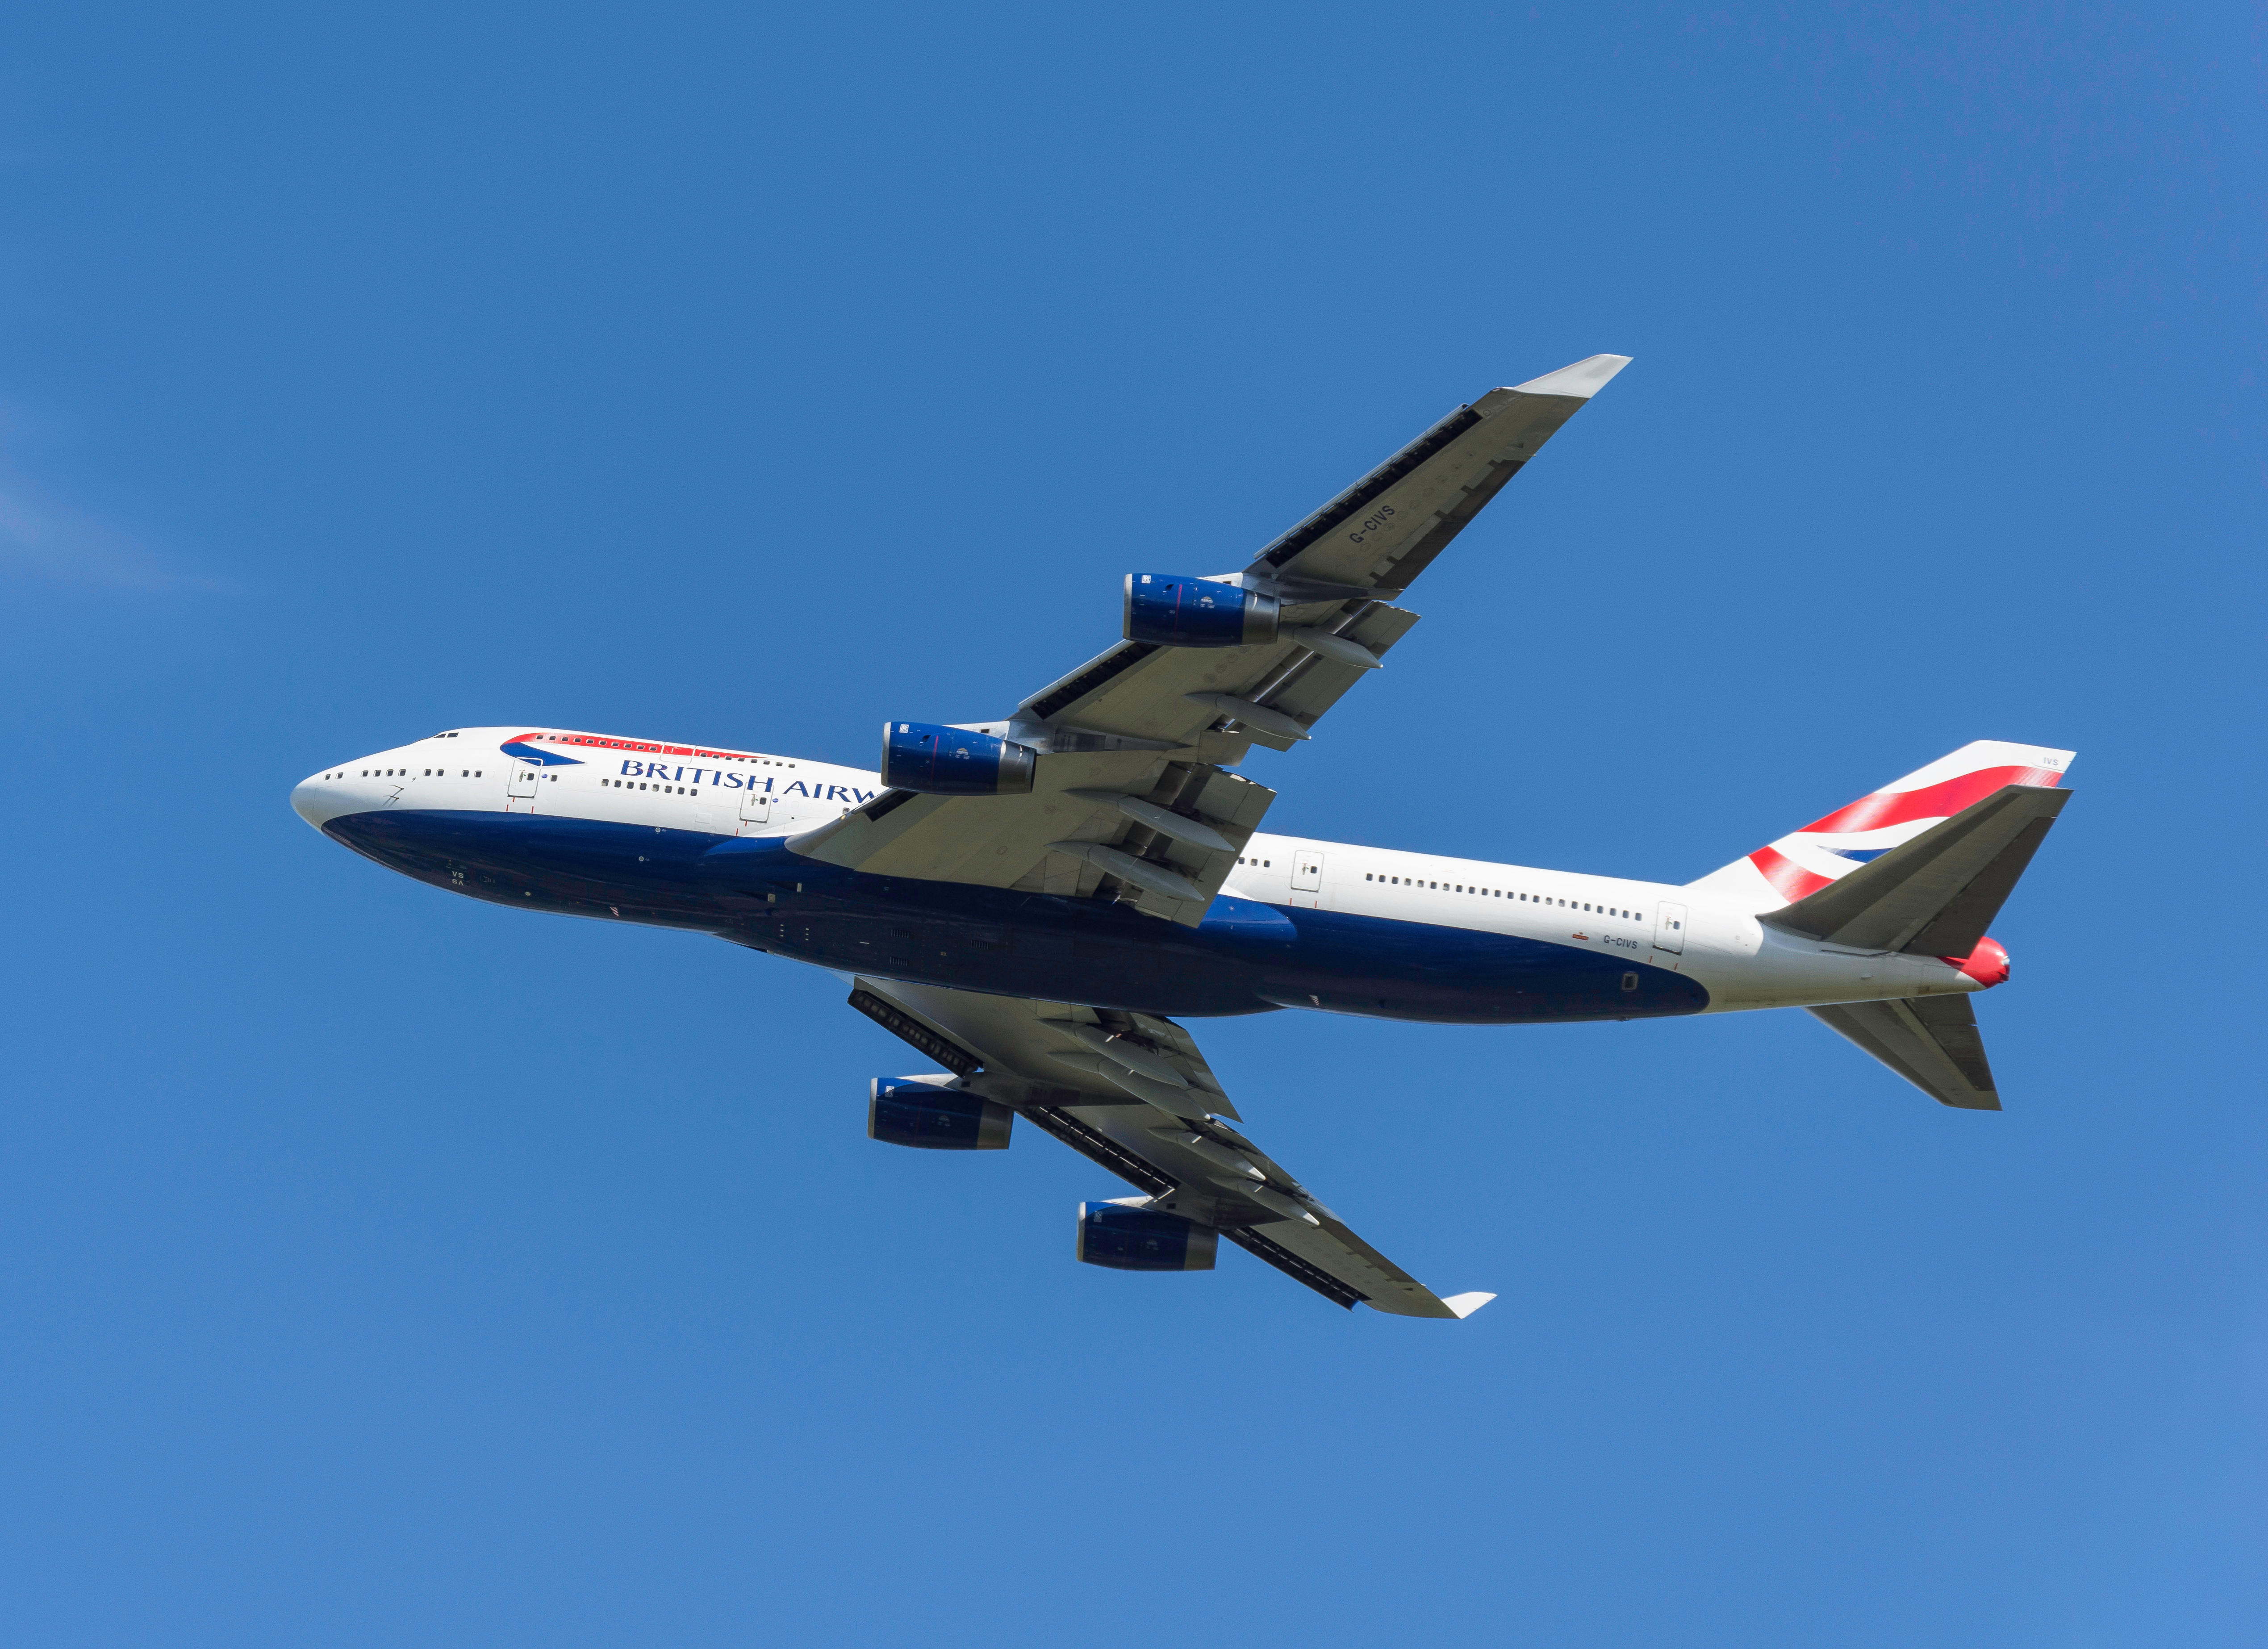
left=738, top=783, right=773, bottom=834
left=505, top=758, right=539, bottom=813
left=1654, top=901, right=1687, bottom=954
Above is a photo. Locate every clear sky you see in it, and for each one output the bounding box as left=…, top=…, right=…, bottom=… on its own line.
left=2, top=4, right=2261, bottom=1644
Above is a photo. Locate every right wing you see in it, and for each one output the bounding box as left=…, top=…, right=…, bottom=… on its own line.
left=847, top=975, right=1494, bottom=1319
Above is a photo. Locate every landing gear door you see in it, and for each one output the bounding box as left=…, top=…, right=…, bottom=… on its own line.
left=739, top=783, right=773, bottom=834
left=1654, top=900, right=1687, bottom=954
left=505, top=758, right=539, bottom=813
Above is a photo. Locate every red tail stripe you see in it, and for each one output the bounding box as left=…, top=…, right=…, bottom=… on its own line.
left=1749, top=844, right=1834, bottom=902
left=1799, top=764, right=2063, bottom=837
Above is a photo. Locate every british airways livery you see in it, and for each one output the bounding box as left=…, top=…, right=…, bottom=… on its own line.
left=292, top=356, right=2074, bottom=1319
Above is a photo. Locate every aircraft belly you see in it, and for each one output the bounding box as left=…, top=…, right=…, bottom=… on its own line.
left=1249, top=908, right=1708, bottom=1023
left=322, top=810, right=1711, bottom=1024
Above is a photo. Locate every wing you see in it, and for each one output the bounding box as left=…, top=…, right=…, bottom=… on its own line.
left=848, top=974, right=1494, bottom=1319
left=792, top=355, right=1630, bottom=924
left=793, top=748, right=1275, bottom=927
left=1013, top=352, right=1632, bottom=748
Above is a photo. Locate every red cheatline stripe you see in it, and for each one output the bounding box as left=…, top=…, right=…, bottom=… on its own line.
left=512, top=732, right=765, bottom=760
left=1799, top=764, right=2063, bottom=836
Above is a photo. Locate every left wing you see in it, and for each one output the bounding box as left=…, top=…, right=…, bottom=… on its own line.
left=793, top=750, right=1275, bottom=927
left=848, top=974, right=1494, bottom=1319
left=790, top=356, right=1628, bottom=924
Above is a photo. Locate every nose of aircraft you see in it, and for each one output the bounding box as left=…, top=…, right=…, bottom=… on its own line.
left=291, top=773, right=332, bottom=829
left=290, top=761, right=369, bottom=831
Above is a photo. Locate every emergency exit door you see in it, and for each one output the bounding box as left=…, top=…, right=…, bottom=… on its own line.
left=1654, top=901, right=1687, bottom=954
left=1290, top=850, right=1324, bottom=908
left=505, top=758, right=539, bottom=814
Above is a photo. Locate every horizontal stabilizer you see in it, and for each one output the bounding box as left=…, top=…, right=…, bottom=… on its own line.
left=1808, top=995, right=2000, bottom=1110
left=1762, top=784, right=2071, bottom=956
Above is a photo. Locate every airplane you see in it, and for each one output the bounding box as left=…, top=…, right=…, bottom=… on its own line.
left=290, top=354, right=2074, bottom=1321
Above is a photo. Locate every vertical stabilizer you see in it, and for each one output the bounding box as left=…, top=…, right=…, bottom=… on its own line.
left=1690, top=740, right=2075, bottom=911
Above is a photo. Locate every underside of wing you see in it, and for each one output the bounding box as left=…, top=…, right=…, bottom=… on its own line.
left=846, top=975, right=1492, bottom=1319
left=1245, top=354, right=1631, bottom=594
left=789, top=752, right=1275, bottom=927
left=1012, top=355, right=1629, bottom=751
left=787, top=357, right=1628, bottom=927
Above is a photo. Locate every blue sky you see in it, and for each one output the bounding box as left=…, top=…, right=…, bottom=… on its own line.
left=1, top=4, right=2261, bottom=1644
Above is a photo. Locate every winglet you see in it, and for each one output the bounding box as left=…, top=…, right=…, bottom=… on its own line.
left=1508, top=354, right=1632, bottom=399
left=1441, top=1291, right=1497, bottom=1319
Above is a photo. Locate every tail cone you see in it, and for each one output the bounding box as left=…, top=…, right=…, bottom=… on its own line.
left=1946, top=936, right=2011, bottom=989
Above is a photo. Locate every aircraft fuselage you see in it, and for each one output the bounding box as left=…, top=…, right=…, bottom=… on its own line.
left=296, top=726, right=1992, bottom=1026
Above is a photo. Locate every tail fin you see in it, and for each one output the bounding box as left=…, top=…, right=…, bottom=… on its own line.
left=1690, top=740, right=2076, bottom=910
left=1763, top=782, right=2072, bottom=958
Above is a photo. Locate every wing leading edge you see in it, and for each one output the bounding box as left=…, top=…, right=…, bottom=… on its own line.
left=847, top=975, right=1494, bottom=1319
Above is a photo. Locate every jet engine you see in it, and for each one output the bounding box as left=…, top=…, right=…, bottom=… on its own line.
left=1122, top=575, right=1278, bottom=647
left=879, top=722, right=1036, bottom=796
left=868, top=1077, right=1013, bottom=1150
left=1075, top=1199, right=1218, bottom=1271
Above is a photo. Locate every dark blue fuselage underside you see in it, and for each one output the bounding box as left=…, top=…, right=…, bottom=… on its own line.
left=328, top=810, right=1710, bottom=1024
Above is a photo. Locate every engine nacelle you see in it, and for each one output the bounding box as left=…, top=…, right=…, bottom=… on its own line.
left=868, top=1077, right=1013, bottom=1150
left=1122, top=575, right=1278, bottom=647
left=878, top=722, right=1036, bottom=796
left=1075, top=1199, right=1218, bottom=1271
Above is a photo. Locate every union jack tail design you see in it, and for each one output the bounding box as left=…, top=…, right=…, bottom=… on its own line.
left=1688, top=740, right=2076, bottom=909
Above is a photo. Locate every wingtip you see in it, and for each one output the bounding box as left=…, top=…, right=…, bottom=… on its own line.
left=1508, top=354, right=1632, bottom=399
left=1441, top=1291, right=1496, bottom=1319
